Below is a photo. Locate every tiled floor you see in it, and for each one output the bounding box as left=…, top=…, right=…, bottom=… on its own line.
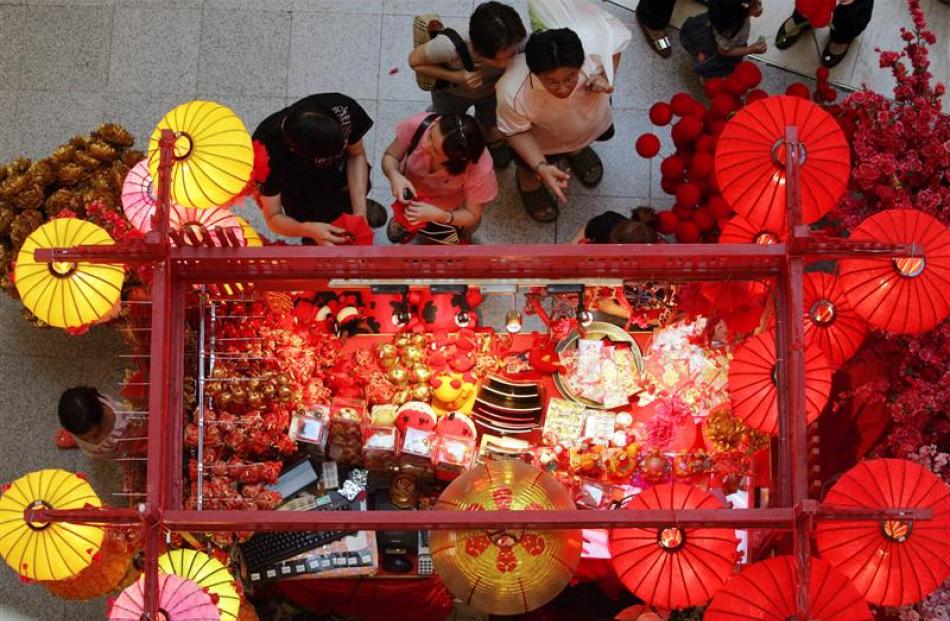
left=0, top=1, right=946, bottom=619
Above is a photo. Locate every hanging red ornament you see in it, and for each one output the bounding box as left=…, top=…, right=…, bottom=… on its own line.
left=785, top=82, right=812, bottom=99
left=704, top=77, right=727, bottom=98
left=695, top=134, right=716, bottom=153
left=670, top=93, right=698, bottom=117
left=672, top=116, right=703, bottom=146
left=675, top=183, right=701, bottom=208
left=802, top=272, right=867, bottom=367
left=649, top=102, right=674, bottom=126
left=688, top=152, right=714, bottom=180
left=657, top=211, right=679, bottom=234
left=724, top=75, right=748, bottom=97
left=635, top=133, right=662, bottom=158
left=745, top=88, right=769, bottom=104
left=796, top=0, right=836, bottom=27
left=660, top=155, right=685, bottom=179
left=734, top=61, right=762, bottom=88
left=706, top=195, right=733, bottom=220
left=710, top=94, right=739, bottom=119
left=660, top=176, right=681, bottom=195
left=693, top=207, right=715, bottom=232
left=675, top=221, right=701, bottom=243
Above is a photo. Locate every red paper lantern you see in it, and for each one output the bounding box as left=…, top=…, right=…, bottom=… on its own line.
left=660, top=155, right=685, bottom=179
left=715, top=95, right=850, bottom=234
left=705, top=556, right=873, bottom=621
left=802, top=272, right=867, bottom=367
left=609, top=484, right=739, bottom=609
left=671, top=116, right=703, bottom=147
left=704, top=77, right=727, bottom=98
left=734, top=61, right=762, bottom=88
left=635, top=133, right=662, bottom=158
left=649, top=102, right=674, bottom=126
left=728, top=328, right=832, bottom=435
left=670, top=92, right=698, bottom=117
left=816, top=459, right=950, bottom=606
left=657, top=211, right=679, bottom=234
left=785, top=82, right=812, bottom=100
left=839, top=209, right=950, bottom=334
left=688, top=152, right=714, bottom=180
left=675, top=183, right=701, bottom=208
left=718, top=214, right=783, bottom=244
left=676, top=221, right=701, bottom=243
left=745, top=88, right=769, bottom=104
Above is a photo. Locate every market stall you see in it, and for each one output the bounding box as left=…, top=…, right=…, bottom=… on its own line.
left=1, top=91, right=948, bottom=621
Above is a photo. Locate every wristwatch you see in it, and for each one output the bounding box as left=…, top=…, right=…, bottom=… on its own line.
left=444, top=210, right=454, bottom=226
left=534, top=160, right=550, bottom=174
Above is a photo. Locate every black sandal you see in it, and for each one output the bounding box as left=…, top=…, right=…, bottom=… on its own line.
left=637, top=15, right=672, bottom=59
left=519, top=186, right=558, bottom=223
left=568, top=147, right=604, bottom=188
left=821, top=40, right=851, bottom=68
left=488, top=141, right=512, bottom=169
left=775, top=17, right=811, bottom=50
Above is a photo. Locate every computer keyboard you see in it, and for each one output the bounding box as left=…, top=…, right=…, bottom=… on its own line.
left=248, top=550, right=375, bottom=583
left=240, top=492, right=355, bottom=570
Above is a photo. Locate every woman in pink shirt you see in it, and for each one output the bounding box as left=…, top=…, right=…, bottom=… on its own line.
left=381, top=112, right=498, bottom=244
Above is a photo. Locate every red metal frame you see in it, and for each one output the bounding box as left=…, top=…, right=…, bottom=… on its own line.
left=28, top=128, right=929, bottom=619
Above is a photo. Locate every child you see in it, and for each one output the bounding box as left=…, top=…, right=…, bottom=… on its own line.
left=574, top=207, right=660, bottom=244
left=680, top=0, right=766, bottom=78
left=409, top=1, right=527, bottom=168
left=57, top=386, right=140, bottom=460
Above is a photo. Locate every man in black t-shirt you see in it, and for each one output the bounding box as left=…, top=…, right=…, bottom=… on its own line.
left=253, top=93, right=385, bottom=245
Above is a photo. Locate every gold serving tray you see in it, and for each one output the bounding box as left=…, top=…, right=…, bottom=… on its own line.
left=553, top=321, right=644, bottom=410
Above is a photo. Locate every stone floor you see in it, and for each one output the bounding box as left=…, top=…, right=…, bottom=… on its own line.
left=0, top=1, right=946, bottom=619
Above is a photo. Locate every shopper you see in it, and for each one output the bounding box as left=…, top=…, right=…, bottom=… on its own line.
left=573, top=206, right=660, bottom=244
left=57, top=386, right=141, bottom=460
left=496, top=24, right=630, bottom=222
left=409, top=1, right=527, bottom=168
left=381, top=113, right=497, bottom=244
left=252, top=93, right=386, bottom=245
left=680, top=0, right=766, bottom=78
left=775, top=0, right=874, bottom=68
left=636, top=0, right=679, bottom=58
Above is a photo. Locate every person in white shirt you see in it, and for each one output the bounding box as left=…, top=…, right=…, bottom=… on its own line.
left=495, top=25, right=628, bottom=222
left=57, top=386, right=140, bottom=460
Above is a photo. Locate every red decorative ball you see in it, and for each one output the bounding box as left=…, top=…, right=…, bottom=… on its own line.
left=635, top=133, right=661, bottom=158
left=657, top=210, right=679, bottom=234
left=671, top=116, right=703, bottom=147
left=674, top=149, right=694, bottom=168
left=708, top=120, right=726, bottom=136
left=707, top=194, right=732, bottom=220
left=689, top=151, right=714, bottom=180
left=785, top=82, right=812, bottom=100
left=408, top=291, right=423, bottom=305
left=695, top=134, right=717, bottom=153
left=675, top=182, right=701, bottom=208
left=797, top=0, right=835, bottom=27
left=710, top=93, right=739, bottom=119
left=745, top=88, right=769, bottom=104
left=704, top=77, right=726, bottom=98
left=816, top=66, right=830, bottom=81
left=675, top=220, right=702, bottom=243
left=734, top=61, right=763, bottom=88
left=660, top=175, right=681, bottom=195
left=660, top=155, right=685, bottom=179
left=725, top=74, right=748, bottom=97
left=674, top=204, right=695, bottom=220
left=670, top=92, right=698, bottom=117
left=691, top=101, right=708, bottom=118
left=649, top=102, right=674, bottom=126
left=693, top=207, right=715, bottom=232
left=819, top=85, right=838, bottom=102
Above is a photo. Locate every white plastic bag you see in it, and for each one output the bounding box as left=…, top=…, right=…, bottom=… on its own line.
left=528, top=0, right=632, bottom=84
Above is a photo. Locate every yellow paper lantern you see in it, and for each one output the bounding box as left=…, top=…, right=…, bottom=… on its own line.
left=234, top=216, right=262, bottom=247
left=0, top=469, right=104, bottom=581
left=158, top=549, right=241, bottom=621
left=148, top=101, right=253, bottom=210
left=430, top=461, right=582, bottom=615
left=14, top=218, right=124, bottom=329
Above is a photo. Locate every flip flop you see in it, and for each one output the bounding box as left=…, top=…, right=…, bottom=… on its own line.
left=821, top=41, right=851, bottom=68
left=775, top=18, right=811, bottom=50
left=568, top=147, right=604, bottom=188
left=637, top=15, right=672, bottom=59
left=520, top=186, right=558, bottom=223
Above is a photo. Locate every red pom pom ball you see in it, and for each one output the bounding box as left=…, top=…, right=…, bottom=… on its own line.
left=670, top=92, right=698, bottom=117
left=734, top=61, right=763, bottom=88
left=675, top=182, right=701, bottom=208
left=786, top=83, right=812, bottom=100
left=676, top=221, right=702, bottom=243
left=635, top=133, right=661, bottom=158
left=657, top=210, right=679, bottom=234
left=660, top=175, right=681, bottom=195
left=710, top=93, right=739, bottom=119
left=725, top=75, right=748, bottom=97
left=707, top=194, right=732, bottom=220
left=660, top=155, right=685, bottom=179
left=695, top=134, right=717, bottom=153
left=693, top=207, right=715, bottom=232
left=671, top=116, right=703, bottom=147
left=745, top=89, right=769, bottom=104
left=649, top=102, right=674, bottom=126
left=704, top=77, right=727, bottom=98
left=689, top=152, right=715, bottom=180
